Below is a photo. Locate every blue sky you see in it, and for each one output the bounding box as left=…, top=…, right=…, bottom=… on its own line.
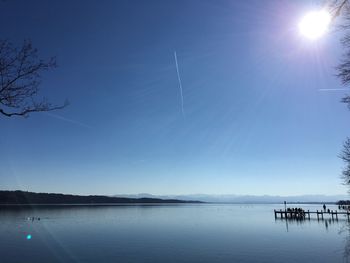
left=0, top=0, right=349, bottom=196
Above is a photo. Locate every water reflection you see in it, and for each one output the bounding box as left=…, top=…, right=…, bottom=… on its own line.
left=336, top=220, right=350, bottom=263
left=276, top=216, right=342, bottom=231
left=1, top=204, right=349, bottom=263
left=276, top=213, right=350, bottom=262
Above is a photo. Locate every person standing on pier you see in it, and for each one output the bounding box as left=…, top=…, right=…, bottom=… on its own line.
left=323, top=204, right=326, bottom=211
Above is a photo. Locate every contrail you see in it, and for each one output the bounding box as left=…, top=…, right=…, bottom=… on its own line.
left=318, top=88, right=349, bottom=91
left=174, top=51, right=185, bottom=118
left=44, top=112, right=93, bottom=129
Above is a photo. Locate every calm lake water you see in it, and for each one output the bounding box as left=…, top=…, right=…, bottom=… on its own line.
left=1, top=204, right=349, bottom=263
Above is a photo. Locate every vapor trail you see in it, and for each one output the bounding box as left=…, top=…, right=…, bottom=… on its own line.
left=174, top=51, right=185, bottom=118
left=44, top=112, right=92, bottom=129
left=318, top=88, right=349, bottom=91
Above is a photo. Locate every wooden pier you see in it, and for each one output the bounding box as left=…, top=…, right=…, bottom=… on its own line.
left=274, top=209, right=350, bottom=220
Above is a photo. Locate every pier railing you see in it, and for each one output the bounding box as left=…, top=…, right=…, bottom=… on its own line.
left=274, top=209, right=350, bottom=220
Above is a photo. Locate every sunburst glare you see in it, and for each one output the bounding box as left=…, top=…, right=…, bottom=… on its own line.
left=298, top=10, right=331, bottom=40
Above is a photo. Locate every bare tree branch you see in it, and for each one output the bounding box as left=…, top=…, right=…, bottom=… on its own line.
left=340, top=138, right=350, bottom=191
left=0, top=39, right=67, bottom=117
left=329, top=0, right=350, bottom=190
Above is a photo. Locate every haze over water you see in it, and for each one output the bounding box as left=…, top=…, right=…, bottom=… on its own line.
left=1, top=204, right=349, bottom=263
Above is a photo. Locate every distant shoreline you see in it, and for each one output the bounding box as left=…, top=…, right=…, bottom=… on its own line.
left=0, top=191, right=343, bottom=206
left=0, top=203, right=202, bottom=206
left=0, top=190, right=202, bottom=205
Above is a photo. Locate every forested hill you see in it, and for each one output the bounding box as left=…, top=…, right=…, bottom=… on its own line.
left=0, top=191, right=201, bottom=204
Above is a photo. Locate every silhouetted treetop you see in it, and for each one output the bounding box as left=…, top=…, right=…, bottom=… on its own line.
left=0, top=39, right=67, bottom=117
left=340, top=138, right=350, bottom=190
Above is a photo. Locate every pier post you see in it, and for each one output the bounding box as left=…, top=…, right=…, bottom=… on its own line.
left=273, top=208, right=350, bottom=220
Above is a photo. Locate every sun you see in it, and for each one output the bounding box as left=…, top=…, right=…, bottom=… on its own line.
left=298, top=10, right=331, bottom=40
